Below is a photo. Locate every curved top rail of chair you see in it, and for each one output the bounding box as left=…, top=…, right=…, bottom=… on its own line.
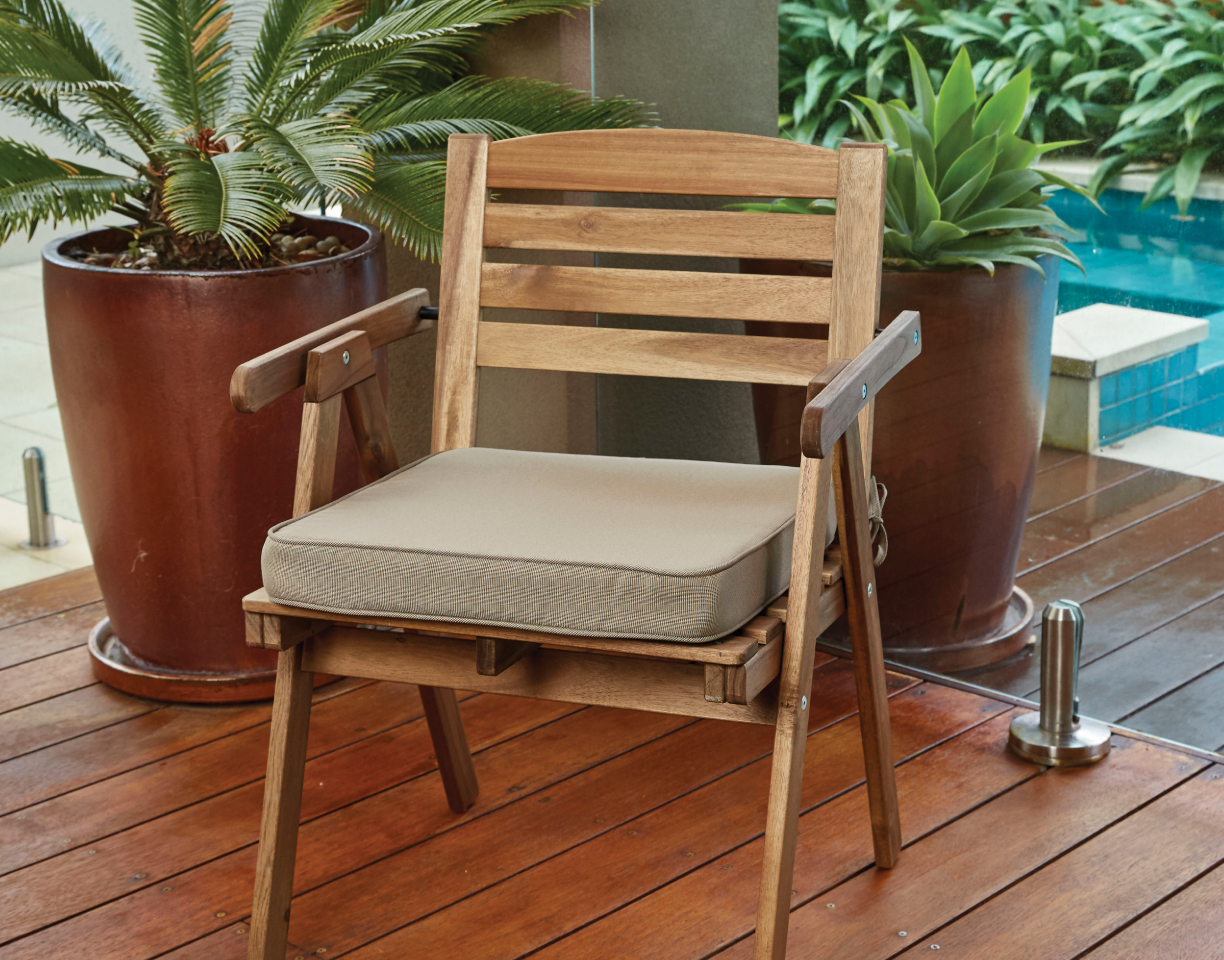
left=484, top=128, right=840, bottom=198
left=230, top=288, right=433, bottom=414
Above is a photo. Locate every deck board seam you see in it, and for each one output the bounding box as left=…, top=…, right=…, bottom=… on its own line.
left=1114, top=656, right=1224, bottom=727
left=453, top=693, right=1016, bottom=960
left=0, top=699, right=167, bottom=764
left=870, top=762, right=1213, bottom=960
left=1024, top=465, right=1154, bottom=522
left=1015, top=482, right=1224, bottom=579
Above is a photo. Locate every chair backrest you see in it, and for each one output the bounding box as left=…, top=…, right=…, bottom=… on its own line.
left=431, top=128, right=887, bottom=463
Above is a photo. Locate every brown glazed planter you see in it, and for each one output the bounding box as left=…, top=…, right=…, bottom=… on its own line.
left=745, top=257, right=1059, bottom=672
left=43, top=216, right=386, bottom=702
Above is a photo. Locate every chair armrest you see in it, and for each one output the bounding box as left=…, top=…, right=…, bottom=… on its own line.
left=800, top=310, right=921, bottom=459
left=230, top=287, right=434, bottom=414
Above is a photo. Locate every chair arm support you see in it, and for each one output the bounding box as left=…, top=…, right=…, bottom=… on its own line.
left=800, top=310, right=921, bottom=459
left=230, top=287, right=433, bottom=414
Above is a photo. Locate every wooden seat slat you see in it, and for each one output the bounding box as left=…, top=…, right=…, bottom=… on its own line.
left=483, top=204, right=835, bottom=262
left=479, top=263, right=830, bottom=324
left=475, top=322, right=828, bottom=385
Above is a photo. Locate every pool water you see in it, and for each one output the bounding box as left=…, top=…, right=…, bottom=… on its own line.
left=1047, top=187, right=1224, bottom=437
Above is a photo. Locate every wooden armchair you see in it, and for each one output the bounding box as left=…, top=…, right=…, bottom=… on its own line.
left=231, top=129, right=921, bottom=960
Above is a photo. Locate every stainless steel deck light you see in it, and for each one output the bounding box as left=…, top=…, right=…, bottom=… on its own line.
left=1008, top=600, right=1112, bottom=766
left=20, top=447, right=65, bottom=550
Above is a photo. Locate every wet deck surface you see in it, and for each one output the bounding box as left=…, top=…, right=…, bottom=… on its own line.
left=965, top=447, right=1224, bottom=755
left=1, top=556, right=1223, bottom=958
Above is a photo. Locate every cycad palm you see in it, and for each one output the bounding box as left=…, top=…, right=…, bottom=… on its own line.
left=0, top=0, right=650, bottom=264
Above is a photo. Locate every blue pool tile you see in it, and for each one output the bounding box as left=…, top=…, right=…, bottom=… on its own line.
left=1165, top=382, right=1183, bottom=411
left=1100, top=373, right=1118, bottom=407
left=1100, top=404, right=1121, bottom=441
left=1133, top=392, right=1150, bottom=425
left=1151, top=357, right=1168, bottom=388
left=1149, top=389, right=1166, bottom=417
left=1118, top=368, right=1135, bottom=402
left=1134, top=363, right=1151, bottom=395
left=1184, top=375, right=1200, bottom=405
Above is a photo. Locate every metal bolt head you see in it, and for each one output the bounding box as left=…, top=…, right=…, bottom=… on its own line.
left=931, top=947, right=941, bottom=952
left=867, top=583, right=873, bottom=596
left=861, top=383, right=868, bottom=399
left=914, top=331, right=919, bottom=345
left=342, top=350, right=350, bottom=365
left=898, top=931, right=908, bottom=937
left=215, top=911, right=227, bottom=918
left=800, top=695, right=808, bottom=710
left=826, top=902, right=835, bottom=909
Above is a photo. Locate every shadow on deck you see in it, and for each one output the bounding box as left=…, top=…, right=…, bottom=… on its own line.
left=1, top=444, right=1222, bottom=958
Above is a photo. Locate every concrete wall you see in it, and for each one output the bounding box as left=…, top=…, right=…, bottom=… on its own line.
left=383, top=0, right=780, bottom=464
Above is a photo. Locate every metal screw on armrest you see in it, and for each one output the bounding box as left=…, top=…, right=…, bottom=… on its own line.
left=1008, top=600, right=1111, bottom=767
left=914, top=331, right=919, bottom=344
left=342, top=350, right=350, bottom=365
left=861, top=383, right=867, bottom=398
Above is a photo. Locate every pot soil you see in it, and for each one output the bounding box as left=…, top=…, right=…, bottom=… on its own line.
left=43, top=216, right=387, bottom=702
left=745, top=257, right=1059, bottom=672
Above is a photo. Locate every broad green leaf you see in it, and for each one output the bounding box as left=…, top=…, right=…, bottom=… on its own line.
left=934, top=47, right=975, bottom=142
left=933, top=105, right=974, bottom=181
left=965, top=169, right=1045, bottom=217
left=939, top=160, right=994, bottom=222
left=897, top=108, right=936, bottom=184
left=956, top=207, right=1061, bottom=232
left=973, top=68, right=1031, bottom=139
left=913, top=218, right=967, bottom=258
left=1173, top=145, right=1213, bottom=214
left=904, top=38, right=936, bottom=134
left=937, top=133, right=997, bottom=201
left=914, top=157, right=939, bottom=238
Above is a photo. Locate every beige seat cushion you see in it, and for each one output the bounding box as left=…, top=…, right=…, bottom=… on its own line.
left=263, top=447, right=828, bottom=643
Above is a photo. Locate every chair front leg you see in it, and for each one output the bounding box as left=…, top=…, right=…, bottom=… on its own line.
left=248, top=645, right=314, bottom=960
left=755, top=454, right=833, bottom=960
left=833, top=419, right=902, bottom=869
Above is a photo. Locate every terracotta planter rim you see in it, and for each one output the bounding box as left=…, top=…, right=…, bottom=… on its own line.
left=41, top=215, right=380, bottom=279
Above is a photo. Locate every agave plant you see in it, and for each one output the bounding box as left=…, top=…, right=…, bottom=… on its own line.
left=0, top=0, right=649, bottom=268
left=742, top=42, right=1090, bottom=276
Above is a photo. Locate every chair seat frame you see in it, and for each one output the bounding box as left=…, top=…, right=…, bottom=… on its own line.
left=232, top=129, right=921, bottom=960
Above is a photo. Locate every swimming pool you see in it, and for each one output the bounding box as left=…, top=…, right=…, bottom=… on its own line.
left=1047, top=187, right=1224, bottom=439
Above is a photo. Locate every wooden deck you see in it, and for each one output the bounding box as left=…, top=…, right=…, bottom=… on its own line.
left=966, top=447, right=1224, bottom=755
left=2, top=554, right=1224, bottom=958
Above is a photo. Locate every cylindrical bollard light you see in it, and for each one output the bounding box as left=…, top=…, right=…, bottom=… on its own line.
left=1008, top=600, right=1111, bottom=766
left=20, top=447, right=65, bottom=550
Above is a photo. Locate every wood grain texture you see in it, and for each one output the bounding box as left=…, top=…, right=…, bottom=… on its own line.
left=0, top=600, right=103, bottom=670
left=476, top=637, right=541, bottom=676
left=802, top=310, right=920, bottom=460
left=910, top=766, right=1224, bottom=959
left=230, top=289, right=430, bottom=414
left=485, top=128, right=839, bottom=197
left=0, top=683, right=158, bottom=762
left=247, top=646, right=314, bottom=960
left=418, top=686, right=479, bottom=813
left=343, top=375, right=400, bottom=484
left=304, top=330, right=375, bottom=403
left=755, top=452, right=833, bottom=960
left=432, top=133, right=489, bottom=452
left=827, top=142, right=887, bottom=480
left=292, top=396, right=342, bottom=518
left=484, top=204, right=835, bottom=261
left=727, top=634, right=783, bottom=705
left=0, top=645, right=94, bottom=713
left=304, top=627, right=781, bottom=726
left=833, top=422, right=901, bottom=869
left=762, top=737, right=1202, bottom=960
left=480, top=263, right=831, bottom=323
left=476, top=322, right=829, bottom=385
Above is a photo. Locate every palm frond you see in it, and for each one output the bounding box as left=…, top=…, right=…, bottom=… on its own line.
left=243, top=0, right=349, bottom=119
left=344, top=155, right=445, bottom=258
left=360, top=75, right=651, bottom=153
left=160, top=144, right=289, bottom=257
left=0, top=88, right=143, bottom=168
left=246, top=114, right=374, bottom=202
left=0, top=137, right=140, bottom=241
left=133, top=0, right=233, bottom=132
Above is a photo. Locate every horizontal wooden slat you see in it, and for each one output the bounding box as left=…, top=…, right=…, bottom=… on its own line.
left=480, top=263, right=830, bottom=324
left=476, top=322, right=829, bottom=385
left=486, top=128, right=839, bottom=197
left=483, top=204, right=835, bottom=261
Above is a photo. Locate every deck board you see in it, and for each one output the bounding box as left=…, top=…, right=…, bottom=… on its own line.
left=0, top=470, right=1222, bottom=959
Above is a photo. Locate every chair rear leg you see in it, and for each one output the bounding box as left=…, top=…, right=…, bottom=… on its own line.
left=420, top=686, right=479, bottom=813
left=249, top=646, right=314, bottom=960
left=834, top=423, right=902, bottom=868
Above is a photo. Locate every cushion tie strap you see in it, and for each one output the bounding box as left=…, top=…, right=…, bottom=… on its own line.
left=868, top=478, right=888, bottom=568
